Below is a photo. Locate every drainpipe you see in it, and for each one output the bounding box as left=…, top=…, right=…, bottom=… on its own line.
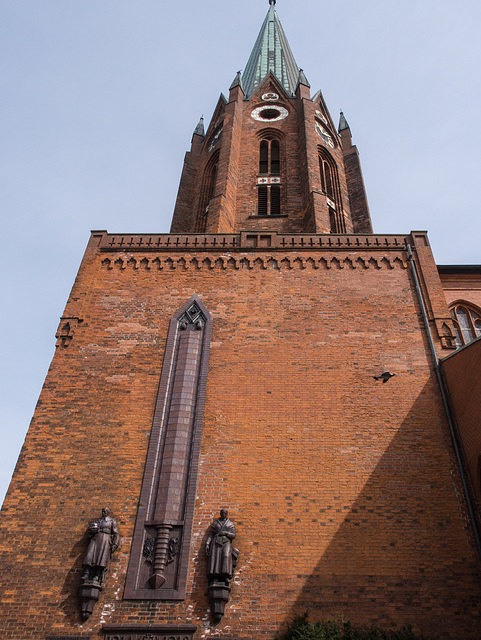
left=406, top=242, right=481, bottom=559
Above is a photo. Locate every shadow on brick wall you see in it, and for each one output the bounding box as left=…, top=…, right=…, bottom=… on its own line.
left=59, top=533, right=86, bottom=623
left=280, top=382, right=481, bottom=640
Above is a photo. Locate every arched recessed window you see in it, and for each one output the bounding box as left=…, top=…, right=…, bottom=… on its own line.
left=319, top=147, right=345, bottom=233
left=257, top=134, right=283, bottom=216
left=259, top=141, right=269, bottom=174
left=258, top=137, right=280, bottom=176
left=270, top=140, right=280, bottom=175
left=450, top=303, right=481, bottom=347
left=196, top=151, right=219, bottom=232
left=319, top=158, right=333, bottom=197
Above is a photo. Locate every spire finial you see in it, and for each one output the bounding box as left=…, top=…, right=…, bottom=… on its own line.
left=269, top=0, right=276, bottom=6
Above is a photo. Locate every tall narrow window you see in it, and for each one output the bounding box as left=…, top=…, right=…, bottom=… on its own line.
left=319, top=147, right=345, bottom=233
left=324, top=162, right=333, bottom=197
left=196, top=152, right=219, bottom=232
left=259, top=141, right=269, bottom=174
left=329, top=208, right=336, bottom=233
left=257, top=135, right=283, bottom=216
left=450, top=303, right=481, bottom=347
left=319, top=159, right=326, bottom=192
left=271, top=140, right=280, bottom=175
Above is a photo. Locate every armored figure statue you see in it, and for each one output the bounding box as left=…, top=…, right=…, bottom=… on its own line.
left=206, top=509, right=239, bottom=622
left=82, top=507, right=119, bottom=585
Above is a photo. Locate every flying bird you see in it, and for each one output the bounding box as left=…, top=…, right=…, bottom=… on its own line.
left=373, top=372, right=396, bottom=383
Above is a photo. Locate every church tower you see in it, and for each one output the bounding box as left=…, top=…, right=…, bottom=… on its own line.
left=171, top=0, right=372, bottom=236
left=1, top=3, right=480, bottom=640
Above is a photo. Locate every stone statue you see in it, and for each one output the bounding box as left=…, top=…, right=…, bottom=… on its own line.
left=79, top=507, right=119, bottom=620
left=205, top=509, right=239, bottom=622
left=82, top=507, right=119, bottom=585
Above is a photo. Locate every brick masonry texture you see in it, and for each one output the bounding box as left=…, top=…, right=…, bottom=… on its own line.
left=0, top=232, right=480, bottom=640
left=441, top=338, right=481, bottom=514
left=439, top=270, right=481, bottom=310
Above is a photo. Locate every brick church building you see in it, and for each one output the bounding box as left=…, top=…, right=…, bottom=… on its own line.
left=1, top=2, right=480, bottom=639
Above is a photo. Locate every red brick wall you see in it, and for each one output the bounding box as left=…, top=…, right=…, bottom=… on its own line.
left=439, top=270, right=481, bottom=310
left=0, top=232, right=480, bottom=640
left=441, top=338, right=481, bottom=513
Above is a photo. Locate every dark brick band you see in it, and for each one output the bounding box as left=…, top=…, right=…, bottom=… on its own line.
left=124, top=295, right=213, bottom=600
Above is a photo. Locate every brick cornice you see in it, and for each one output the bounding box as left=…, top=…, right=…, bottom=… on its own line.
left=99, top=232, right=408, bottom=253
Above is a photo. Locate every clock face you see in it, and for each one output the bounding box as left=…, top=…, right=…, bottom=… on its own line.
left=207, top=126, right=223, bottom=152
left=315, top=122, right=335, bottom=148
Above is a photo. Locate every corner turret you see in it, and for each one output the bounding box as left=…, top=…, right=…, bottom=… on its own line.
left=338, top=111, right=373, bottom=233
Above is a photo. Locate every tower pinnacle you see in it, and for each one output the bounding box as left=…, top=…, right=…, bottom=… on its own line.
left=193, top=116, right=205, bottom=137
left=269, top=0, right=276, bottom=5
left=338, top=110, right=350, bottom=133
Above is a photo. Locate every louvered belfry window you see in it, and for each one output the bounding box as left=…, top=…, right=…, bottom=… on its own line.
left=257, top=135, right=282, bottom=216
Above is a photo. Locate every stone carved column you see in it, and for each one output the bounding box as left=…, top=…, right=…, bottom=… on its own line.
left=124, top=296, right=212, bottom=600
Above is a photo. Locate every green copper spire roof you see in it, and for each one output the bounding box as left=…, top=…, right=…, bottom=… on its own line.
left=242, top=2, right=299, bottom=99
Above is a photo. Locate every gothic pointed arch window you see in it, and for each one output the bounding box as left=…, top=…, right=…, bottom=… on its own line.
left=196, top=151, right=220, bottom=232
left=257, top=132, right=283, bottom=216
left=449, top=302, right=481, bottom=347
left=318, top=147, right=345, bottom=233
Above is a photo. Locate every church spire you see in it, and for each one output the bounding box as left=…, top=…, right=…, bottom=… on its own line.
left=242, top=1, right=299, bottom=99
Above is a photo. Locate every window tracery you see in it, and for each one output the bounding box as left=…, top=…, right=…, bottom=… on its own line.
left=449, top=303, right=481, bottom=347
left=318, top=147, right=345, bottom=233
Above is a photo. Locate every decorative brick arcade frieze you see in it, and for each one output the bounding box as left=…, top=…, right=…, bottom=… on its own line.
left=102, top=624, right=197, bottom=640
left=124, top=296, right=212, bottom=600
left=99, top=232, right=407, bottom=252
left=99, top=233, right=409, bottom=271
left=100, top=254, right=408, bottom=271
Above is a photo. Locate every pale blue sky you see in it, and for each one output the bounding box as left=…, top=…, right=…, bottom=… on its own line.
left=1, top=0, right=480, bottom=503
